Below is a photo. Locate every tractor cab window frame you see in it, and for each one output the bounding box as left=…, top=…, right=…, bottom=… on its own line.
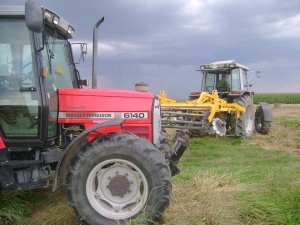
left=230, top=68, right=241, bottom=91
left=241, top=69, right=248, bottom=90
left=40, top=26, right=78, bottom=138
left=202, top=72, right=216, bottom=92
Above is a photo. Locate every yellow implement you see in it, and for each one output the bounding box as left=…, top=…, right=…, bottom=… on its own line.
left=159, top=90, right=246, bottom=135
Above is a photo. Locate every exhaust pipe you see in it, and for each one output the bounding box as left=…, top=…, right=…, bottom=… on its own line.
left=92, top=17, right=104, bottom=89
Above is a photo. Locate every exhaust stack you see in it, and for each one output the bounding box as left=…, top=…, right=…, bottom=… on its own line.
left=92, top=17, right=104, bottom=89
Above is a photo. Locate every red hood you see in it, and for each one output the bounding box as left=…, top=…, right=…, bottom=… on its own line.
left=58, top=88, right=154, bottom=99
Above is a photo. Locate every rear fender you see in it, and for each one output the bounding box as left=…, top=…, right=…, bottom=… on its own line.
left=53, top=119, right=124, bottom=191
left=257, top=102, right=273, bottom=122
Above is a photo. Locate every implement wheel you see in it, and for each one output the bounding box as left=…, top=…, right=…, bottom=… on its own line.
left=255, top=105, right=271, bottom=134
left=231, top=95, right=255, bottom=137
left=67, top=133, right=171, bottom=225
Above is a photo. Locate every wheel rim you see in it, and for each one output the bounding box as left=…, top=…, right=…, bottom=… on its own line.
left=86, top=159, right=149, bottom=220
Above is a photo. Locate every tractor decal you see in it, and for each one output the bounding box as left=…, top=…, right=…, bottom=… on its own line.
left=58, top=112, right=149, bottom=119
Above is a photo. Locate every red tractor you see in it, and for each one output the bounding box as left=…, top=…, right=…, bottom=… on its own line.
left=0, top=1, right=188, bottom=224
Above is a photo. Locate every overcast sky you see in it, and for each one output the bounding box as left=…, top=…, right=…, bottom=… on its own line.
left=2, top=0, right=300, bottom=98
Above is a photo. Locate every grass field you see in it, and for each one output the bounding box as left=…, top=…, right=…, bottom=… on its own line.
left=1, top=106, right=300, bottom=225
left=254, top=93, right=300, bottom=104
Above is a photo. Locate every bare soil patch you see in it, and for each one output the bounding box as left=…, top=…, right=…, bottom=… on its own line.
left=272, top=104, right=300, bottom=119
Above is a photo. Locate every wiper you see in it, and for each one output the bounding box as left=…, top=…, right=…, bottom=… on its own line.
left=45, top=35, right=53, bottom=73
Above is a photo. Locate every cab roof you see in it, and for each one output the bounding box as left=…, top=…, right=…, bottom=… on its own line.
left=199, top=60, right=250, bottom=71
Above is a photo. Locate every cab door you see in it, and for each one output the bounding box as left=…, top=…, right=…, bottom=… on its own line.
left=0, top=19, right=42, bottom=145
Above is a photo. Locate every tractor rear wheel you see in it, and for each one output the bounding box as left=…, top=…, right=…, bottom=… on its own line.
left=231, top=95, right=255, bottom=137
left=67, top=133, right=171, bottom=225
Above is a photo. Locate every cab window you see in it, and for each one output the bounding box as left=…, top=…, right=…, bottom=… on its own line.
left=231, top=68, right=241, bottom=91
left=0, top=19, right=41, bottom=138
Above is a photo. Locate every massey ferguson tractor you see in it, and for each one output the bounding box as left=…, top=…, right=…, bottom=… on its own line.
left=160, top=60, right=273, bottom=137
left=0, top=1, right=188, bottom=224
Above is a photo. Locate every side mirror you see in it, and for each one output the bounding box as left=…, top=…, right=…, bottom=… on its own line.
left=71, top=43, right=88, bottom=64
left=79, top=79, right=89, bottom=87
left=25, top=0, right=44, bottom=33
left=256, top=71, right=261, bottom=78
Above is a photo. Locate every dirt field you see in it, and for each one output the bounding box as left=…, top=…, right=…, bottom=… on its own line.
left=272, top=104, right=300, bottom=119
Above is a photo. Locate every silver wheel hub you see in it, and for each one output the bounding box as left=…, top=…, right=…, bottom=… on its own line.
left=108, top=175, right=130, bottom=197
left=86, top=159, right=149, bottom=220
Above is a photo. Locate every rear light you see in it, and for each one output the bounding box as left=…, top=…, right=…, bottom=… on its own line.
left=0, top=136, right=5, bottom=150
left=123, top=125, right=150, bottom=140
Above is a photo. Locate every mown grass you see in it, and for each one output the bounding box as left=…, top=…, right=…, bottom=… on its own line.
left=254, top=93, right=300, bottom=104
left=277, top=116, right=300, bottom=131
left=167, top=136, right=300, bottom=225
left=0, top=192, right=31, bottom=225
left=1, top=118, right=300, bottom=225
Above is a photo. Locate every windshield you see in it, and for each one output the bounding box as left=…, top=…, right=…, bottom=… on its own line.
left=41, top=27, right=78, bottom=91
left=41, top=27, right=78, bottom=138
left=201, top=71, right=231, bottom=92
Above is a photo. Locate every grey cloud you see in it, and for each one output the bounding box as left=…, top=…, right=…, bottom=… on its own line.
left=2, top=0, right=300, bottom=96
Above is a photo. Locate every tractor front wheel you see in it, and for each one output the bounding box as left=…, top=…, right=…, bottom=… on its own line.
left=67, top=133, right=171, bottom=225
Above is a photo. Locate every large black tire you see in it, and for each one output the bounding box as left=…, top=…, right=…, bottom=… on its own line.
left=230, top=96, right=255, bottom=137
left=255, top=105, right=271, bottom=134
left=67, top=133, right=171, bottom=225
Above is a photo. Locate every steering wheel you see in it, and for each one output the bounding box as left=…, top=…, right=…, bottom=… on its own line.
left=205, top=86, right=214, bottom=92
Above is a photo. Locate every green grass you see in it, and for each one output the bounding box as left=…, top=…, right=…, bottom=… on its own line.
left=254, top=93, right=300, bottom=104
left=277, top=116, right=300, bottom=131
left=171, top=136, right=300, bottom=225
left=0, top=191, right=31, bottom=225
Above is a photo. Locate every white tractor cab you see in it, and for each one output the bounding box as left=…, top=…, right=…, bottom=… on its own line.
left=189, top=60, right=255, bottom=99
left=190, top=60, right=273, bottom=136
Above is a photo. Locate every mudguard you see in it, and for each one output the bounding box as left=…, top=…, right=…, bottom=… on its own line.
left=53, top=119, right=124, bottom=191
left=258, top=102, right=273, bottom=122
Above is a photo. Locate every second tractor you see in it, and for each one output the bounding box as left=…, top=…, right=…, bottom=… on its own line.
left=160, top=60, right=273, bottom=137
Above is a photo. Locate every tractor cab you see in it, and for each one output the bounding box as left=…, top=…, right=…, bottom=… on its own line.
left=189, top=60, right=254, bottom=100
left=0, top=5, right=84, bottom=147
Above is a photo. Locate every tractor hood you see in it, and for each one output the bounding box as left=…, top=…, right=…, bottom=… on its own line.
left=58, top=88, right=154, bottom=99
left=55, top=89, right=155, bottom=124
left=57, top=88, right=154, bottom=113
left=55, top=88, right=157, bottom=141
